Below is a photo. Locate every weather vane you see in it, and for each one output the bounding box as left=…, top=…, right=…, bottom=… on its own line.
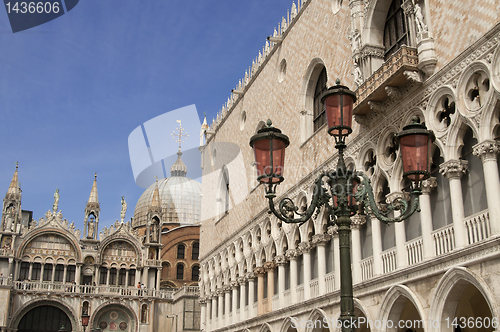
left=171, top=119, right=189, bottom=149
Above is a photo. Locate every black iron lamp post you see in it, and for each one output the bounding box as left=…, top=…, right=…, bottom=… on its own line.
left=249, top=79, right=434, bottom=332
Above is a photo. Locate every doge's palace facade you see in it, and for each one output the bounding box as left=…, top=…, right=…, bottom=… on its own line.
left=199, top=0, right=500, bottom=331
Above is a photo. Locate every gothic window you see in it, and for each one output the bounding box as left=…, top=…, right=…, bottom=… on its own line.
left=177, top=244, right=185, bottom=259
left=176, top=264, right=184, bottom=280
left=54, top=264, right=64, bottom=282
left=66, top=265, right=75, bottom=283
left=384, top=0, right=408, bottom=59
left=360, top=220, right=373, bottom=259
left=220, top=166, right=230, bottom=214
left=192, top=242, right=199, bottom=260
left=191, top=265, right=200, bottom=281
left=313, top=67, right=328, bottom=132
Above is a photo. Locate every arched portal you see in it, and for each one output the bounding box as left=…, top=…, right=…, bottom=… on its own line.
left=91, top=303, right=137, bottom=332
left=17, top=305, right=72, bottom=332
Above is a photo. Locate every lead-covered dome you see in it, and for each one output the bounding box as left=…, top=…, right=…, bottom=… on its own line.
left=133, top=151, right=201, bottom=228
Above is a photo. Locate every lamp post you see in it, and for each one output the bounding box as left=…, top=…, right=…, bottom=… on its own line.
left=249, top=79, right=434, bottom=332
left=81, top=312, right=90, bottom=332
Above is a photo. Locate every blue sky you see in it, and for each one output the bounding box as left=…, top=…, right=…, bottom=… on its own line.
left=0, top=0, right=295, bottom=232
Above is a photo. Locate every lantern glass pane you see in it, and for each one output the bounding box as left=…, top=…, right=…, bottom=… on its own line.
left=325, top=94, right=354, bottom=136
left=400, top=134, right=430, bottom=180
left=253, top=138, right=287, bottom=183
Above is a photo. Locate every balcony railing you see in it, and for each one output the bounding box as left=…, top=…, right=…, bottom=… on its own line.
left=325, top=272, right=335, bottom=293
left=465, top=210, right=490, bottom=244
left=381, top=248, right=397, bottom=274
left=406, top=237, right=424, bottom=265
left=0, top=248, right=14, bottom=257
left=296, top=284, right=304, bottom=302
left=310, top=279, right=319, bottom=298
left=360, top=257, right=374, bottom=281
left=354, top=45, right=419, bottom=115
left=432, top=224, right=455, bottom=255
left=13, top=281, right=174, bottom=299
left=145, top=259, right=162, bottom=267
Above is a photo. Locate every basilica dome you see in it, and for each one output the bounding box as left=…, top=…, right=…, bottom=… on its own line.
left=132, top=150, right=202, bottom=228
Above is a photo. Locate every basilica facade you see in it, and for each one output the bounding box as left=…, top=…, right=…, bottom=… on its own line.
left=198, top=0, right=500, bottom=331
left=0, top=149, right=202, bottom=332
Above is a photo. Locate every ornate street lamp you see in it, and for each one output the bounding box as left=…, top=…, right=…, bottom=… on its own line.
left=250, top=80, right=434, bottom=332
left=81, top=312, right=90, bottom=332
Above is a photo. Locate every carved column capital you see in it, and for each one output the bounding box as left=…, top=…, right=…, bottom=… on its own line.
left=237, top=276, right=247, bottom=285
left=439, top=159, right=468, bottom=180
left=473, top=140, right=500, bottom=162
left=223, top=285, right=232, bottom=293
left=312, top=234, right=331, bottom=246
left=350, top=214, right=366, bottom=229
left=327, top=225, right=339, bottom=237
left=298, top=241, right=312, bottom=253
left=421, top=177, right=437, bottom=194
left=285, top=248, right=302, bottom=260
left=401, top=0, right=415, bottom=15
left=274, top=255, right=287, bottom=266
left=230, top=281, right=239, bottom=289
left=199, top=297, right=207, bottom=304
left=253, top=266, right=266, bottom=276
left=263, top=261, right=277, bottom=271
left=246, top=272, right=255, bottom=281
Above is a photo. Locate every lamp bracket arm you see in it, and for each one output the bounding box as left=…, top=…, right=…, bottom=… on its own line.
left=354, top=172, right=421, bottom=224
left=267, top=172, right=328, bottom=224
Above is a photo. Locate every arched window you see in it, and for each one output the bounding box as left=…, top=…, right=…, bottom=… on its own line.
left=192, top=265, right=200, bottom=281
left=313, top=67, right=328, bottom=132
left=384, top=0, right=408, bottom=59
left=19, top=262, right=29, bottom=280
left=176, top=264, right=184, bottom=280
left=192, top=242, right=199, bottom=260
left=220, top=166, right=230, bottom=214
left=177, top=244, right=185, bottom=259
left=54, top=264, right=64, bottom=282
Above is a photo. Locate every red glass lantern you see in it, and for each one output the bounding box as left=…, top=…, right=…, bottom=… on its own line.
left=321, top=79, right=357, bottom=138
left=249, top=120, right=290, bottom=184
left=82, top=312, right=90, bottom=329
left=395, top=116, right=435, bottom=184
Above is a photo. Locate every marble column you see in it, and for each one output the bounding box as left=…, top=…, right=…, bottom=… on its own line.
left=28, top=263, right=33, bottom=281
left=200, top=297, right=207, bottom=332
left=440, top=160, right=468, bottom=248
left=328, top=226, right=341, bottom=289
left=275, top=255, right=286, bottom=308
left=473, top=141, right=500, bottom=235
left=420, top=177, right=437, bottom=259
left=264, top=261, right=276, bottom=313
left=62, top=265, right=67, bottom=284
left=217, top=289, right=224, bottom=328
left=386, top=192, right=408, bottom=269
left=106, top=268, right=110, bottom=286
left=369, top=215, right=383, bottom=275
left=75, top=264, right=81, bottom=285
left=50, top=264, right=56, bottom=283
left=238, top=277, right=247, bottom=321
left=125, top=269, right=129, bottom=288
left=350, top=215, right=366, bottom=283
left=299, top=242, right=312, bottom=300
left=156, top=268, right=161, bottom=290
left=40, top=264, right=45, bottom=283
left=285, top=248, right=301, bottom=304
left=210, top=293, right=217, bottom=329
left=247, top=272, right=255, bottom=318
left=312, top=234, right=330, bottom=295
left=254, top=267, right=265, bottom=315
left=231, top=281, right=238, bottom=324
left=224, top=286, right=231, bottom=327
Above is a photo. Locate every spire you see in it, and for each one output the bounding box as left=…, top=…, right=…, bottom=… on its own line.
left=150, top=177, right=161, bottom=212
left=201, top=112, right=209, bottom=129
left=171, top=120, right=188, bottom=177
left=6, top=162, right=20, bottom=197
left=87, top=173, right=100, bottom=209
